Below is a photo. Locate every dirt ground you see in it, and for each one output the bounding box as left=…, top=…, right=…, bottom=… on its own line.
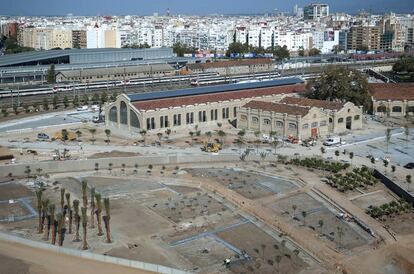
left=89, top=151, right=140, bottom=159
left=0, top=239, right=155, bottom=274
left=350, top=190, right=397, bottom=211
left=0, top=202, right=30, bottom=219
left=0, top=182, right=33, bottom=200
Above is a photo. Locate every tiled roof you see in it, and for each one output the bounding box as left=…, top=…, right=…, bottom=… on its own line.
left=187, top=58, right=272, bottom=70
left=280, top=96, right=344, bottom=110
left=242, top=100, right=310, bottom=117
left=371, top=83, right=414, bottom=101
left=133, top=84, right=305, bottom=111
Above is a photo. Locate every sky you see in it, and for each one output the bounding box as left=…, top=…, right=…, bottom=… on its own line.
left=2, top=0, right=414, bottom=16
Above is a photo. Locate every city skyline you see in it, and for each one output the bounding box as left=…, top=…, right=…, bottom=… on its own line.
left=2, top=0, right=414, bottom=16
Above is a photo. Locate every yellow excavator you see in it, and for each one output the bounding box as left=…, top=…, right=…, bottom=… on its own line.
left=201, top=141, right=222, bottom=153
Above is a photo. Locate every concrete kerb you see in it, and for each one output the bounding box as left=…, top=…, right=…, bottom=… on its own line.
left=0, top=231, right=191, bottom=274
left=0, top=154, right=279, bottom=177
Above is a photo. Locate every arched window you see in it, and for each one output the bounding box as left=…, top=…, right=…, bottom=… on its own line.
left=302, top=123, right=309, bottom=129
left=288, top=123, right=297, bottom=130
left=109, top=106, right=117, bottom=123
left=130, top=110, right=140, bottom=128
left=354, top=115, right=360, bottom=120
left=263, top=119, right=271, bottom=125
left=240, top=115, right=247, bottom=121
left=252, top=116, right=259, bottom=123
left=329, top=118, right=333, bottom=123
left=120, top=101, right=128, bottom=125
left=275, top=121, right=283, bottom=128
left=338, top=118, right=344, bottom=123
left=392, top=106, right=402, bottom=113
left=377, top=105, right=387, bottom=113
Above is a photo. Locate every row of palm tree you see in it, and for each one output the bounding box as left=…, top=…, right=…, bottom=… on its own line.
left=289, top=157, right=350, bottom=173
left=325, top=167, right=379, bottom=192
left=35, top=180, right=112, bottom=250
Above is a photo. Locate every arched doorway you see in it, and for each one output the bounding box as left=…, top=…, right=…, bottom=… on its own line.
left=109, top=106, right=117, bottom=123
left=346, top=116, right=352, bottom=130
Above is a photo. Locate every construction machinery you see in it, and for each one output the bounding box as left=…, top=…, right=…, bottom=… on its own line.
left=52, top=149, right=71, bottom=160
left=200, top=142, right=222, bottom=153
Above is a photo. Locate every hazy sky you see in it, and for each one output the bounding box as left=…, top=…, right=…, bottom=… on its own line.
left=3, top=0, right=414, bottom=16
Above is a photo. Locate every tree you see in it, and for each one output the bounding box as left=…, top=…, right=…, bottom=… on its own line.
left=41, top=199, right=50, bottom=240
left=103, top=198, right=112, bottom=243
left=61, top=129, right=69, bottom=143
left=57, top=212, right=63, bottom=246
left=47, top=64, right=56, bottom=83
left=73, top=95, right=79, bottom=107
left=104, top=129, right=111, bottom=144
left=43, top=98, right=49, bottom=111
left=383, top=160, right=389, bottom=174
left=321, top=147, right=326, bottom=154
left=89, top=128, right=97, bottom=144
left=391, top=165, right=396, bottom=176
left=60, top=188, right=65, bottom=211
left=318, top=219, right=324, bottom=235
left=65, top=193, right=72, bottom=234
left=156, top=132, right=163, bottom=144
left=90, top=187, right=95, bottom=228
left=275, top=255, right=282, bottom=271
left=407, top=175, right=412, bottom=192
left=304, top=66, right=372, bottom=110
left=189, top=131, right=194, bottom=146
left=75, top=130, right=82, bottom=141
left=92, top=93, right=99, bottom=105
left=140, top=129, right=147, bottom=144
left=206, top=131, right=212, bottom=142
left=165, top=128, right=171, bottom=139
left=349, top=152, right=354, bottom=164
left=36, top=189, right=43, bottom=233
left=404, top=125, right=410, bottom=148
left=271, top=140, right=280, bottom=154
left=298, top=46, right=305, bottom=57
left=52, top=95, right=58, bottom=109
left=72, top=200, right=81, bottom=242
left=49, top=204, right=56, bottom=244
left=225, top=42, right=248, bottom=57
left=302, top=211, right=307, bottom=226
left=385, top=128, right=392, bottom=154
left=81, top=180, right=88, bottom=208
left=292, top=204, right=297, bottom=218
left=82, top=94, right=89, bottom=105
left=95, top=193, right=104, bottom=236
left=217, top=130, right=226, bottom=146
left=173, top=42, right=197, bottom=57
left=63, top=95, right=69, bottom=108
left=81, top=207, right=88, bottom=250
left=272, top=45, right=290, bottom=60
left=308, top=48, right=321, bottom=56
left=100, top=91, right=108, bottom=105
left=335, top=150, right=340, bottom=161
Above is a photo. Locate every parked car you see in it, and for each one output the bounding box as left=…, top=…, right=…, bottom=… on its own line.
left=323, top=137, right=342, bottom=146
left=77, top=105, right=88, bottom=111
left=37, top=133, right=49, bottom=140
left=403, top=162, right=414, bottom=169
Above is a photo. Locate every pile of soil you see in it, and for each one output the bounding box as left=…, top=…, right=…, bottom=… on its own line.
left=89, top=150, right=140, bottom=159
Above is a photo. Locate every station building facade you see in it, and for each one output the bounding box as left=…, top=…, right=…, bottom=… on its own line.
left=371, top=83, right=414, bottom=117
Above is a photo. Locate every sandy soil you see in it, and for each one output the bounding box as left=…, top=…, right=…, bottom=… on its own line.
left=0, top=239, right=155, bottom=274
left=0, top=182, right=33, bottom=200
left=89, top=150, right=140, bottom=159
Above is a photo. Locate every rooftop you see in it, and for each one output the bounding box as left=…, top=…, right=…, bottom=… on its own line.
left=242, top=100, right=310, bottom=117
left=280, top=96, right=344, bottom=110
left=187, top=58, right=272, bottom=70
left=132, top=83, right=305, bottom=111
left=371, top=83, right=414, bottom=101
left=128, top=77, right=304, bottom=103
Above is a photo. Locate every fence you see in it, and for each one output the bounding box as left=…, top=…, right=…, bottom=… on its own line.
left=373, top=169, right=414, bottom=205
left=0, top=232, right=191, bottom=274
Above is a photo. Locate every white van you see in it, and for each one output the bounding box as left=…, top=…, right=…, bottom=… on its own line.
left=323, top=137, right=341, bottom=146
left=77, top=105, right=89, bottom=111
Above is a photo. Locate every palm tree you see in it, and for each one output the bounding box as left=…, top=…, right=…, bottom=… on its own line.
left=61, top=129, right=69, bottom=143
left=108, top=163, right=113, bottom=174
left=36, top=189, right=43, bottom=233
left=349, top=152, right=354, bottom=164
left=133, top=163, right=138, bottom=175
left=60, top=188, right=65, bottom=211
left=407, top=175, right=412, bottom=192
left=385, top=128, right=392, bottom=154
left=65, top=193, right=72, bottom=234
left=237, top=129, right=246, bottom=142
left=165, top=128, right=171, bottom=140
left=217, top=130, right=226, bottom=146
left=260, top=244, right=266, bottom=261
left=318, top=219, right=324, bottom=235
left=82, top=180, right=88, bottom=208
left=90, top=187, right=96, bottom=228
left=404, top=125, right=410, bottom=148
left=321, top=146, right=326, bottom=155
left=72, top=200, right=81, bottom=242
left=205, top=131, right=212, bottom=142
left=139, top=129, right=147, bottom=144
left=334, top=150, right=340, bottom=161
left=57, top=212, right=63, bottom=246
left=95, top=193, right=104, bottom=236
left=89, top=128, right=97, bottom=144
left=189, top=131, right=194, bottom=146
left=275, top=255, right=282, bottom=271
left=156, top=132, right=163, bottom=145
left=49, top=204, right=56, bottom=244
left=104, top=129, right=111, bottom=144
left=336, top=226, right=344, bottom=248
left=75, top=130, right=82, bottom=142
left=271, top=140, right=280, bottom=154
left=41, top=199, right=49, bottom=240
left=302, top=211, right=307, bottom=226
left=292, top=204, right=297, bottom=218
left=103, top=198, right=112, bottom=243
left=383, top=160, right=389, bottom=174
left=81, top=207, right=88, bottom=250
